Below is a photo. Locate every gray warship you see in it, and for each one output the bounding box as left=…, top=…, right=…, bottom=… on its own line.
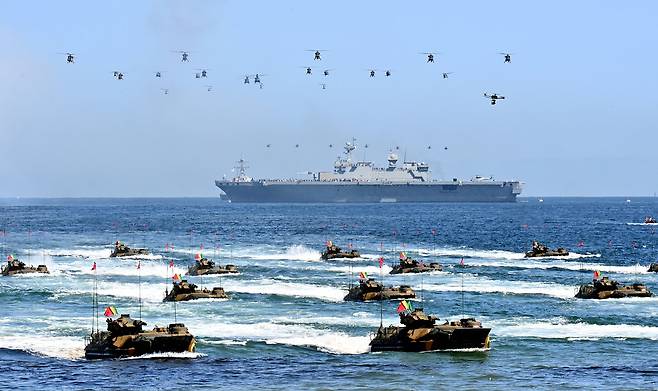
left=215, top=140, right=522, bottom=203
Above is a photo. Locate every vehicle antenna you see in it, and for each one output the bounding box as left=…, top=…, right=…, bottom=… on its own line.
left=138, top=260, right=142, bottom=321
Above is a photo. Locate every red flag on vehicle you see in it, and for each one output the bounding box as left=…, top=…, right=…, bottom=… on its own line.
left=593, top=270, right=600, bottom=280
left=91, top=261, right=96, bottom=271
left=169, top=259, right=174, bottom=268
left=460, top=258, right=464, bottom=266
left=378, top=257, right=384, bottom=268
left=195, top=253, right=202, bottom=260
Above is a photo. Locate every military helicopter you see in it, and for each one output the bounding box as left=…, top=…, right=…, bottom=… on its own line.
left=112, top=71, right=124, bottom=80
left=499, top=52, right=513, bottom=63
left=323, top=69, right=333, bottom=76
left=442, top=72, right=452, bottom=79
left=161, top=88, right=169, bottom=95
left=155, top=71, right=163, bottom=78
left=367, top=69, right=378, bottom=77
left=172, top=50, right=190, bottom=62
left=59, top=52, right=75, bottom=63
left=204, top=85, right=213, bottom=92
left=483, top=92, right=505, bottom=105
left=301, top=66, right=313, bottom=75
left=384, top=70, right=392, bottom=77
left=306, top=49, right=327, bottom=61
left=420, top=52, right=439, bottom=63
left=195, top=69, right=208, bottom=78
left=319, top=83, right=327, bottom=90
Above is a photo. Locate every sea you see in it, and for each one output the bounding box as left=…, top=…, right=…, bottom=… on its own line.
left=1, top=197, right=657, bottom=390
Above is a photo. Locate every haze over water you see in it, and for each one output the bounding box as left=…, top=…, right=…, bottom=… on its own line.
left=1, top=1, right=657, bottom=197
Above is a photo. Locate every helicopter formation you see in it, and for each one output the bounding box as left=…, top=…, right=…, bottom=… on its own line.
left=59, top=49, right=513, bottom=101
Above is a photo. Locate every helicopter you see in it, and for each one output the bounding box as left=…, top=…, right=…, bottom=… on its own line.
left=319, top=83, right=327, bottom=90
left=171, top=50, right=190, bottom=62
left=368, top=69, right=377, bottom=77
left=59, top=52, right=75, bottom=63
left=205, top=85, right=213, bottom=92
left=302, top=67, right=313, bottom=75
left=112, top=71, right=124, bottom=80
left=483, top=92, right=505, bottom=105
left=161, top=88, right=169, bottom=95
left=323, top=69, right=333, bottom=76
left=196, top=69, right=208, bottom=78
left=442, top=72, right=452, bottom=79
left=420, top=52, right=439, bottom=63
left=306, top=49, right=327, bottom=61
left=253, top=73, right=266, bottom=84
left=385, top=70, right=392, bottom=77
left=155, top=71, right=162, bottom=78
left=499, top=52, right=513, bottom=63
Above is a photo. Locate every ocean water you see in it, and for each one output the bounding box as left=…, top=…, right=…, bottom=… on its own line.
left=1, top=197, right=658, bottom=390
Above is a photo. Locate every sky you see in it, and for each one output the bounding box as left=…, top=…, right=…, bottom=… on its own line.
left=1, top=0, right=657, bottom=197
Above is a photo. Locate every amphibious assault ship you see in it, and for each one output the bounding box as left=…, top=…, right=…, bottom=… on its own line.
left=215, top=140, right=522, bottom=203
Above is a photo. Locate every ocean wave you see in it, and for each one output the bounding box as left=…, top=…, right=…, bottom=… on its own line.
left=492, top=318, right=658, bottom=340
left=224, top=279, right=346, bottom=302
left=43, top=247, right=162, bottom=260
left=120, top=351, right=205, bottom=360
left=423, top=276, right=577, bottom=299
left=462, top=258, right=648, bottom=274
left=188, top=320, right=370, bottom=354
left=415, top=247, right=599, bottom=261
left=0, top=335, right=85, bottom=359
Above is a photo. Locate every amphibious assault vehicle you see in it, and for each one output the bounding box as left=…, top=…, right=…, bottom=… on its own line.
left=370, top=308, right=491, bottom=352
left=84, top=314, right=196, bottom=359
left=1, top=259, right=49, bottom=276
left=186, top=257, right=238, bottom=276
left=163, top=280, right=228, bottom=302
left=575, top=276, right=652, bottom=299
left=321, top=241, right=360, bottom=260
left=389, top=253, right=442, bottom=274
left=344, top=278, right=416, bottom=301
left=110, top=241, right=149, bottom=258
left=524, top=241, right=569, bottom=258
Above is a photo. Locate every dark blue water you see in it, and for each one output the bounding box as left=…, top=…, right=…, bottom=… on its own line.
left=1, top=198, right=658, bottom=390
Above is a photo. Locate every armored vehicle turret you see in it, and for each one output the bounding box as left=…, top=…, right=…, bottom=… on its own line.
left=389, top=252, right=442, bottom=274
left=84, top=314, right=196, bottom=359
left=163, top=280, right=228, bottom=302
left=370, top=308, right=491, bottom=352
left=110, top=241, right=149, bottom=258
left=575, top=276, right=652, bottom=299
left=1, top=258, right=49, bottom=276
left=524, top=240, right=569, bottom=258
left=344, top=278, right=416, bottom=301
left=321, top=241, right=360, bottom=260
left=186, top=257, right=238, bottom=276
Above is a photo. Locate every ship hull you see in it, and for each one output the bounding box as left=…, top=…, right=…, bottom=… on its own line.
left=215, top=181, right=521, bottom=203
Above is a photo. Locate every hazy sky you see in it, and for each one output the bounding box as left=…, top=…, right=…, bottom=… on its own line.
left=1, top=1, right=657, bottom=197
